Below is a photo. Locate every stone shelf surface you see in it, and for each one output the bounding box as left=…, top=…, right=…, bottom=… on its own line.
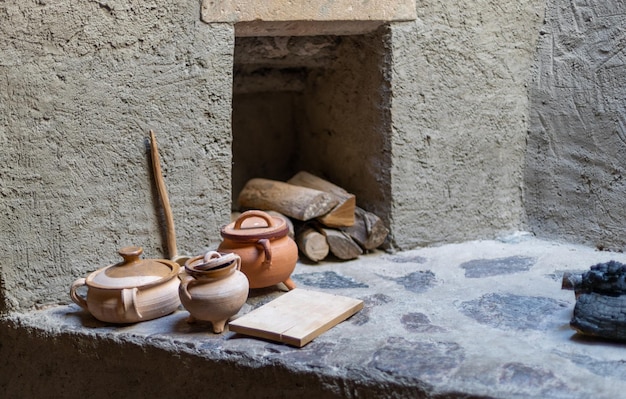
left=3, top=234, right=626, bottom=398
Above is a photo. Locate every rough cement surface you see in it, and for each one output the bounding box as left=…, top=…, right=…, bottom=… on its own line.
left=525, top=0, right=626, bottom=251
left=389, top=1, right=545, bottom=249
left=2, top=236, right=626, bottom=398
left=299, top=28, right=393, bottom=224
left=0, top=1, right=234, bottom=311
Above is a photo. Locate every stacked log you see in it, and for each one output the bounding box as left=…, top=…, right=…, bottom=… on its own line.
left=295, top=226, right=329, bottom=262
left=288, top=171, right=356, bottom=228
left=237, top=171, right=389, bottom=262
left=237, top=177, right=337, bottom=221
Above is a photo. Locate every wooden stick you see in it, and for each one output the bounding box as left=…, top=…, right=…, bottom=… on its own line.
left=150, top=130, right=178, bottom=260
left=238, top=178, right=338, bottom=221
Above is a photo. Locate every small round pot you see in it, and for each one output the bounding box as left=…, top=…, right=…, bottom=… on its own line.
left=70, top=246, right=181, bottom=324
left=179, top=251, right=249, bottom=333
left=217, top=210, right=297, bottom=290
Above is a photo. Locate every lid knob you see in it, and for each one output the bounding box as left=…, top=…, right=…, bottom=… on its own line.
left=118, top=246, right=143, bottom=265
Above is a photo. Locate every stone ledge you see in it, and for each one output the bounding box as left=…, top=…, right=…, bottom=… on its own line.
left=0, top=309, right=421, bottom=399
left=3, top=236, right=626, bottom=398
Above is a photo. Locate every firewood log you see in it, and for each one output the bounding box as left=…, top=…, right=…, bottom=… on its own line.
left=296, top=226, right=329, bottom=262
left=340, top=207, right=389, bottom=250
left=238, top=178, right=338, bottom=221
left=319, top=227, right=363, bottom=260
left=288, top=171, right=356, bottom=227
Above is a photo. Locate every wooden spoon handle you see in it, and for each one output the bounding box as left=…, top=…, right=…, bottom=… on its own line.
left=150, top=130, right=177, bottom=260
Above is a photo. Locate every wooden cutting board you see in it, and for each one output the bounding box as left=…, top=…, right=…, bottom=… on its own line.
left=228, top=288, right=363, bottom=347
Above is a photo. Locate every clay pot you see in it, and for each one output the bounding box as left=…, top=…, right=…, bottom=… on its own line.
left=179, top=251, right=249, bottom=333
left=218, top=210, right=297, bottom=290
left=70, top=246, right=181, bottom=324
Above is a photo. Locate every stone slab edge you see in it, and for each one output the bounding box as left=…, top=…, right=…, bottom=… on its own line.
left=0, top=309, right=445, bottom=399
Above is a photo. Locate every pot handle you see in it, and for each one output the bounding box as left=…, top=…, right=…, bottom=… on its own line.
left=192, top=251, right=238, bottom=271
left=70, top=278, right=88, bottom=310
left=120, top=287, right=142, bottom=320
left=203, top=251, right=222, bottom=262
left=179, top=274, right=196, bottom=302
left=234, top=210, right=275, bottom=230
left=258, top=238, right=272, bottom=266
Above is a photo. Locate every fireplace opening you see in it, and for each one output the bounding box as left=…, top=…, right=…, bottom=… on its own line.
left=231, top=27, right=392, bottom=224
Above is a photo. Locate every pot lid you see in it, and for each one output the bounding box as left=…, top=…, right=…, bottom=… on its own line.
left=185, top=251, right=239, bottom=273
left=221, top=210, right=289, bottom=242
left=86, top=246, right=179, bottom=289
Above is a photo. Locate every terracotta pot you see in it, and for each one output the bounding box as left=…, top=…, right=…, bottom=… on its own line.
left=218, top=210, right=297, bottom=290
left=179, top=251, right=249, bottom=333
left=70, top=246, right=181, bottom=324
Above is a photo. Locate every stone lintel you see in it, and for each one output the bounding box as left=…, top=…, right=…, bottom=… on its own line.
left=201, top=0, right=416, bottom=36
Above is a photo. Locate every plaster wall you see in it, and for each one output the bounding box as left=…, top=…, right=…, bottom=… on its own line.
left=232, top=91, right=299, bottom=201
left=388, top=0, right=545, bottom=248
left=3, top=1, right=626, bottom=396
left=1, top=0, right=617, bottom=313
left=298, top=29, right=393, bottom=225
left=0, top=0, right=234, bottom=311
left=524, top=0, right=626, bottom=251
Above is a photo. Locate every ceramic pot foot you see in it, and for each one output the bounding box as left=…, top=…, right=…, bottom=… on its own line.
left=186, top=315, right=197, bottom=324
left=212, top=319, right=227, bottom=334
left=283, top=278, right=296, bottom=291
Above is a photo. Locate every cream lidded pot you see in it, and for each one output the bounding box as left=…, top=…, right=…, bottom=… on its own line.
left=70, top=246, right=181, bottom=324
left=179, top=251, right=249, bottom=333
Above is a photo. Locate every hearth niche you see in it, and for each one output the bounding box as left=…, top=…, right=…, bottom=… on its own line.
left=231, top=27, right=392, bottom=225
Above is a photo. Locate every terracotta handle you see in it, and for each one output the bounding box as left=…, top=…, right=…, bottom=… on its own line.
left=203, top=251, right=222, bottom=263
left=70, top=278, right=88, bottom=310
left=120, top=287, right=142, bottom=320
left=257, top=238, right=272, bottom=266
left=234, top=210, right=275, bottom=230
left=180, top=274, right=196, bottom=302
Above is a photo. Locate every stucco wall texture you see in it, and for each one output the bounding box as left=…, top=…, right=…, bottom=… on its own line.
left=525, top=0, right=626, bottom=251
left=389, top=1, right=544, bottom=248
left=1, top=0, right=624, bottom=312
left=0, top=1, right=234, bottom=311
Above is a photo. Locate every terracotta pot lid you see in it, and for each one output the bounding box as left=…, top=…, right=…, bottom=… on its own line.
left=185, top=251, right=239, bottom=273
left=221, top=210, right=289, bottom=242
left=86, top=246, right=179, bottom=289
